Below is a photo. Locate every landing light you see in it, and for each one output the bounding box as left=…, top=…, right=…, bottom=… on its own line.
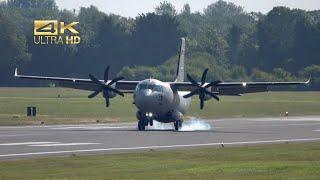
left=146, top=112, right=153, bottom=117
left=242, top=82, right=247, bottom=87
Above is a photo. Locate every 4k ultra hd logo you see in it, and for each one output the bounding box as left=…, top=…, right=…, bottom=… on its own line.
left=34, top=20, right=80, bottom=45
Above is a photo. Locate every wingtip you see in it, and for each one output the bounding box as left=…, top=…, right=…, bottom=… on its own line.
left=14, top=68, right=18, bottom=77
left=305, top=75, right=311, bottom=84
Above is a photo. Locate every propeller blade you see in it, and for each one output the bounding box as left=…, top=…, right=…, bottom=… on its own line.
left=104, top=92, right=110, bottom=107
left=108, top=87, right=124, bottom=97
left=109, top=76, right=124, bottom=86
left=104, top=66, right=110, bottom=82
left=201, top=68, right=209, bottom=85
left=105, top=98, right=110, bottom=107
left=88, top=90, right=101, bottom=98
left=200, top=98, right=204, bottom=109
left=212, top=94, right=220, bottom=101
left=89, top=74, right=101, bottom=84
left=204, top=81, right=221, bottom=88
left=103, top=90, right=110, bottom=107
left=183, top=90, right=198, bottom=98
left=205, top=90, right=220, bottom=101
left=187, top=74, right=198, bottom=86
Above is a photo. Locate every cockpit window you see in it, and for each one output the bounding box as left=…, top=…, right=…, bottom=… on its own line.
left=137, top=83, right=163, bottom=92
left=153, top=85, right=163, bottom=92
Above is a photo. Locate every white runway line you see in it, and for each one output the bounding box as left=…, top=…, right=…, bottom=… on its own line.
left=246, top=116, right=320, bottom=122
left=1, top=137, right=320, bottom=158
left=0, top=142, right=57, bottom=146
left=0, top=123, right=136, bottom=129
left=51, top=126, right=134, bottom=130
left=289, top=123, right=320, bottom=126
left=29, top=143, right=100, bottom=147
left=0, top=134, right=43, bottom=137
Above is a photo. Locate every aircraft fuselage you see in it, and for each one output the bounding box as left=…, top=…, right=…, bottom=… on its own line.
left=133, top=78, right=191, bottom=123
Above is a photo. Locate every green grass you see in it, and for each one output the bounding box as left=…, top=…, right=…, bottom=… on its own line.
left=0, top=142, right=320, bottom=179
left=0, top=87, right=319, bottom=125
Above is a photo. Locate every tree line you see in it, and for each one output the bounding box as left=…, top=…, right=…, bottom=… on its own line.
left=0, top=0, right=319, bottom=89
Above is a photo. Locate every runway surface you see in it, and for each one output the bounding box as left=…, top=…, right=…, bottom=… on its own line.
left=1, top=116, right=320, bottom=159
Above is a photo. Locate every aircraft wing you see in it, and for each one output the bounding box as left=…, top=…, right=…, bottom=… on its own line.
left=171, top=79, right=310, bottom=96
left=14, top=68, right=138, bottom=93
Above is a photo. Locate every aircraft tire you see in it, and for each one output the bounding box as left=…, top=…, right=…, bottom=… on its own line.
left=174, top=120, right=182, bottom=131
left=138, top=120, right=145, bottom=131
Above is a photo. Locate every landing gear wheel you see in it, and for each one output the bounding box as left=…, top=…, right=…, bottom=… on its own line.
left=149, top=120, right=153, bottom=126
left=174, top=120, right=182, bottom=131
left=138, top=120, right=145, bottom=131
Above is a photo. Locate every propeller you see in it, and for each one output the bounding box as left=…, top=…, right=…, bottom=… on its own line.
left=88, top=66, right=124, bottom=107
left=183, top=68, right=221, bottom=110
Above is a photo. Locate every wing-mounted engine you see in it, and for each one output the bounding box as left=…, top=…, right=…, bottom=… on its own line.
left=88, top=66, right=124, bottom=107
left=183, top=69, right=221, bottom=109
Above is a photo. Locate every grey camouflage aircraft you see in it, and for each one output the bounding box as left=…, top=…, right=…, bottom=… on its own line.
left=15, top=38, right=310, bottom=131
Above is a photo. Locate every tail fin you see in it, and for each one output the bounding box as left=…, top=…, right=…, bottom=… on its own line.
left=175, top=37, right=186, bottom=82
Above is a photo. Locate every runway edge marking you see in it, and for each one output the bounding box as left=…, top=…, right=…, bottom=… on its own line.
left=1, top=138, right=320, bottom=158
left=0, top=142, right=58, bottom=146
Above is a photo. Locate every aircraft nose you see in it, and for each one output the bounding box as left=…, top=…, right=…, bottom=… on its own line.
left=134, top=89, right=158, bottom=111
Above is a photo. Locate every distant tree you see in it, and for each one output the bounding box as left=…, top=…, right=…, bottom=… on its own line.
left=257, top=7, right=308, bottom=71
left=203, top=0, right=252, bottom=35
left=237, top=30, right=260, bottom=70
left=0, top=1, right=6, bottom=8
left=194, top=25, right=228, bottom=66
left=155, top=1, right=177, bottom=17
left=272, top=68, right=293, bottom=81
left=177, top=10, right=204, bottom=38
left=181, top=4, right=191, bottom=15
left=230, top=66, right=248, bottom=80
left=77, top=6, right=105, bottom=49
left=132, top=13, right=184, bottom=66
left=227, top=24, right=242, bottom=65
left=0, top=12, right=30, bottom=68
left=204, top=0, right=243, bottom=18
left=0, top=11, right=31, bottom=85
left=7, top=0, right=57, bottom=10
left=91, top=15, right=131, bottom=74
left=250, top=68, right=275, bottom=81
left=292, top=18, right=320, bottom=72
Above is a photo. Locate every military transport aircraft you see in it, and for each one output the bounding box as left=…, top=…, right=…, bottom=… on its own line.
left=14, top=38, right=310, bottom=131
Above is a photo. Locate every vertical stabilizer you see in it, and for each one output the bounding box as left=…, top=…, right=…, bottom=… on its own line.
left=175, top=37, right=186, bottom=82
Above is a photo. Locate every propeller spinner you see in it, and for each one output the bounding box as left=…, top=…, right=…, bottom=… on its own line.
left=183, top=69, right=221, bottom=110
left=88, top=66, right=124, bottom=107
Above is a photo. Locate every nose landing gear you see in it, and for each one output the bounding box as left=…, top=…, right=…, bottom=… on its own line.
left=138, top=120, right=146, bottom=131
left=137, top=111, right=154, bottom=131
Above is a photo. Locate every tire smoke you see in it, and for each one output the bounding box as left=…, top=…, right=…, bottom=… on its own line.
left=149, top=117, right=211, bottom=131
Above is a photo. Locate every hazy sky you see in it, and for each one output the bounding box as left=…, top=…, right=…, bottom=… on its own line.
left=55, top=0, right=320, bottom=17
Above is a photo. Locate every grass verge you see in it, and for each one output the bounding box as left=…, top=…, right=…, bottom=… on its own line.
left=0, top=88, right=319, bottom=125
left=0, top=142, right=320, bottom=179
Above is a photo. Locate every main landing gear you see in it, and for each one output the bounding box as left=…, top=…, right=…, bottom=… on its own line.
left=174, top=120, right=183, bottom=131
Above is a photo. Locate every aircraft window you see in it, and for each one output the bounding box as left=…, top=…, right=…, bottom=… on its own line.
left=153, top=85, right=163, bottom=92
left=138, top=83, right=155, bottom=90
left=149, top=84, right=155, bottom=90
left=137, top=83, right=162, bottom=92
